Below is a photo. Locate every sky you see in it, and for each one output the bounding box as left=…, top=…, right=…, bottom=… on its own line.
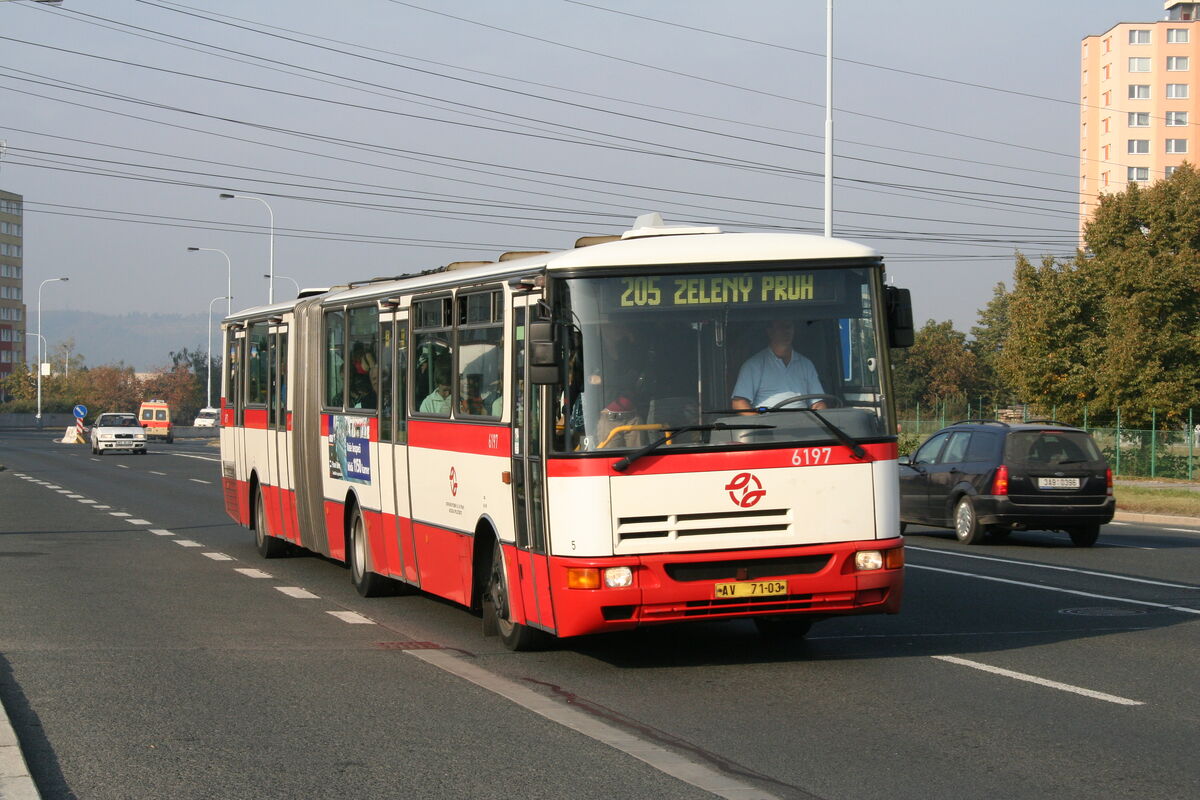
left=0, top=0, right=1165, bottom=362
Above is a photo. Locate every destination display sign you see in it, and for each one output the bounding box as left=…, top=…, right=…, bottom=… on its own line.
left=614, top=272, right=838, bottom=309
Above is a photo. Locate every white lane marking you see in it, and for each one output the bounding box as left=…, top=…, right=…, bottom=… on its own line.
left=276, top=587, right=319, bottom=599
left=203, top=553, right=234, bottom=561
left=908, top=564, right=1200, bottom=615
left=169, top=453, right=220, bottom=463
left=90, top=458, right=100, bottom=462
left=66, top=494, right=83, bottom=499
left=189, top=478, right=212, bottom=485
left=1108, top=521, right=1130, bottom=526
left=150, top=471, right=167, bottom=476
left=93, top=505, right=111, bottom=510
left=44, top=484, right=60, bottom=489
left=55, top=489, right=71, bottom=494
left=173, top=540, right=204, bottom=547
left=1165, top=527, right=1200, bottom=533
left=125, top=519, right=152, bottom=526
left=933, top=655, right=1144, bottom=706
left=149, top=529, right=174, bottom=536
left=327, top=611, right=374, bottom=624
left=116, top=464, right=129, bottom=469
left=109, top=512, right=131, bottom=518
left=412, top=649, right=785, bottom=800
left=234, top=568, right=272, bottom=579
left=906, top=546, right=1200, bottom=590
left=77, top=499, right=96, bottom=504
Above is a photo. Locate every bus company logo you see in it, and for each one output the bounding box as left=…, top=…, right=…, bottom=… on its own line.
left=725, top=472, right=765, bottom=508
left=449, top=467, right=458, bottom=496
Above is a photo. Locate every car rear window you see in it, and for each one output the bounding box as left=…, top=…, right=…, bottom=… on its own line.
left=1005, top=431, right=1104, bottom=468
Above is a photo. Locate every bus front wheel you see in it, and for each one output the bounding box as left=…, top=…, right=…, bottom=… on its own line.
left=254, top=486, right=289, bottom=558
left=484, top=540, right=543, bottom=651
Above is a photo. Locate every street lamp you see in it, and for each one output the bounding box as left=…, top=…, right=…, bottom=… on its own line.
left=264, top=273, right=300, bottom=298
left=187, top=247, right=233, bottom=317
left=219, top=193, right=274, bottom=304
left=206, top=295, right=231, bottom=411
left=36, top=276, right=68, bottom=428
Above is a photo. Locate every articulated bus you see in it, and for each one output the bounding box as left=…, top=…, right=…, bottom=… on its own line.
left=220, top=214, right=914, bottom=649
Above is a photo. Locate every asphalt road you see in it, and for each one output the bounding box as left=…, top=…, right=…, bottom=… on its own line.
left=1, top=428, right=1198, bottom=800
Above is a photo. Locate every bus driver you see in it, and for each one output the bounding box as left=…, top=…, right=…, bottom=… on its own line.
left=731, top=319, right=827, bottom=413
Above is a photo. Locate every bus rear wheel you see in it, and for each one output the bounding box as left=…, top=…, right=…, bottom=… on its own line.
left=484, top=540, right=543, bottom=651
left=349, top=505, right=392, bottom=597
left=254, top=486, right=289, bottom=558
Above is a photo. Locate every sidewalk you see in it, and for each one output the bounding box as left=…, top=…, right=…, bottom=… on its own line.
left=0, top=705, right=38, bottom=800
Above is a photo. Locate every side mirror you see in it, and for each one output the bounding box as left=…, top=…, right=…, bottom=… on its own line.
left=528, top=321, right=560, bottom=385
left=898, top=454, right=911, bottom=466
left=886, top=286, right=914, bottom=348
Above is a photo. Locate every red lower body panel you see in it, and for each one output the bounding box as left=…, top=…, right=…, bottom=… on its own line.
left=542, top=539, right=905, bottom=639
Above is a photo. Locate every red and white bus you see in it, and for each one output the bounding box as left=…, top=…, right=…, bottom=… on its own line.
left=220, top=214, right=913, bottom=649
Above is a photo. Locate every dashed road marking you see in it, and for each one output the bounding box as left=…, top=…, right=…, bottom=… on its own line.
left=189, top=478, right=212, bottom=485
left=173, top=540, right=204, bottom=548
left=234, top=568, right=272, bottom=579
left=327, top=611, right=374, bottom=624
left=149, top=529, right=174, bottom=536
left=150, top=471, right=167, bottom=476
left=94, top=505, right=111, bottom=510
left=125, top=519, right=152, bottom=526
left=933, top=655, right=1144, bottom=706
left=203, top=553, right=234, bottom=561
left=276, top=587, right=319, bottom=599
left=109, top=512, right=131, bottom=518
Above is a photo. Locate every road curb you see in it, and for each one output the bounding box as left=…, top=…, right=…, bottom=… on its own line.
left=1114, top=510, right=1200, bottom=528
left=0, top=699, right=39, bottom=800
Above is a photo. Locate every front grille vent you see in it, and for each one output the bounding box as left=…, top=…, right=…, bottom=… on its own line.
left=665, top=554, right=830, bottom=582
left=616, top=507, right=792, bottom=544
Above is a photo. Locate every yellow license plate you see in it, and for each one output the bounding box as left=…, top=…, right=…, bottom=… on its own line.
left=714, top=580, right=787, bottom=599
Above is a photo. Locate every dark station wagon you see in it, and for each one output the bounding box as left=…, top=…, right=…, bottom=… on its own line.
left=898, top=420, right=1115, bottom=546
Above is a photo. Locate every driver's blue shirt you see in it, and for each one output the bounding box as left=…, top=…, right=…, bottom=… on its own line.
left=731, top=347, right=824, bottom=409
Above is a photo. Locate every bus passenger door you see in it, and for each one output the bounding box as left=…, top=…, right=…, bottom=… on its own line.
left=267, top=325, right=296, bottom=543
left=510, top=300, right=555, bottom=633
left=379, top=314, right=417, bottom=585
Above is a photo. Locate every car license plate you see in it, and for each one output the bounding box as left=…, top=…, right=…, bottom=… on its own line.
left=714, top=580, right=787, bottom=599
left=1038, top=477, right=1081, bottom=489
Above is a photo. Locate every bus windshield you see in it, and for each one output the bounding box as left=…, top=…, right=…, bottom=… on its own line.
left=550, top=263, right=892, bottom=454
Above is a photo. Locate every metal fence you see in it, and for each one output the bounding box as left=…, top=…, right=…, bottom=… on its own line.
left=897, top=403, right=1200, bottom=480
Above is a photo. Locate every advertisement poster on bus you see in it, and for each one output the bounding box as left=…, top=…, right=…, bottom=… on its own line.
left=328, top=414, right=372, bottom=484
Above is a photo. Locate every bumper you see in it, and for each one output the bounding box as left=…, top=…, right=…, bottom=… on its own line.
left=974, top=495, right=1115, bottom=528
left=96, top=440, right=146, bottom=452
left=545, top=538, right=905, bottom=639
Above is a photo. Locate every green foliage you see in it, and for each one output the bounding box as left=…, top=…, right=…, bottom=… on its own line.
left=891, top=319, right=983, bottom=410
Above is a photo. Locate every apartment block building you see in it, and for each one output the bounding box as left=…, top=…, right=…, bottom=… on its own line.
left=0, top=188, right=25, bottom=394
left=1080, top=3, right=1199, bottom=232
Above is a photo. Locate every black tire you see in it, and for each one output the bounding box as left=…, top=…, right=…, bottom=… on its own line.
left=987, top=525, right=1011, bottom=540
left=254, top=485, right=289, bottom=558
left=484, top=540, right=543, bottom=651
left=1069, top=524, right=1101, bottom=547
left=166, top=434, right=174, bottom=444
left=953, top=496, right=986, bottom=545
left=348, top=505, right=392, bottom=597
left=754, top=616, right=814, bottom=640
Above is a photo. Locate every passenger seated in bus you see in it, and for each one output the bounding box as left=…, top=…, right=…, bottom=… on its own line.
left=351, top=342, right=378, bottom=384
left=419, top=371, right=453, bottom=414
left=731, top=319, right=826, bottom=413
left=460, top=373, right=485, bottom=415
left=349, top=372, right=376, bottom=409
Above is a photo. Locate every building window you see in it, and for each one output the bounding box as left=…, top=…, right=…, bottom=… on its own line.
left=1167, top=138, right=1188, bottom=153
left=1168, top=28, right=1189, bottom=43
left=1128, top=112, right=1150, bottom=126
left=1167, top=83, right=1190, bottom=98
left=1128, top=139, right=1150, bottom=154
left=1129, top=57, right=1151, bottom=72
left=1166, top=110, right=1189, bottom=125
left=1129, top=84, right=1151, bottom=99
left=1103, top=90, right=1112, bottom=106
left=1104, top=36, right=1112, bottom=53
left=1104, top=63, right=1112, bottom=79
left=1127, top=166, right=1150, bottom=181
left=1103, top=144, right=1111, bottom=160
left=1128, top=29, right=1150, bottom=45
left=1168, top=56, right=1190, bottom=71
left=1166, top=165, right=1179, bottom=176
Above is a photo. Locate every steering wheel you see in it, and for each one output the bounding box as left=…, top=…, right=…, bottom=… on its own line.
left=767, top=394, right=841, bottom=411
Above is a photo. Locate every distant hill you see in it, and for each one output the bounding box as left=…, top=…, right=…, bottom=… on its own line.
left=42, top=311, right=209, bottom=372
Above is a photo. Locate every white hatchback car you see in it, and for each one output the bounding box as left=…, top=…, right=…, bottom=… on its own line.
left=193, top=408, right=220, bottom=428
left=90, top=412, right=147, bottom=455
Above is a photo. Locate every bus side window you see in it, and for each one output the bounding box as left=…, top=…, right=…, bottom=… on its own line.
left=247, top=322, right=269, bottom=406
left=324, top=309, right=344, bottom=408
left=457, top=290, right=503, bottom=418
left=380, top=322, right=392, bottom=441
left=347, top=305, right=379, bottom=412
left=396, top=323, right=408, bottom=442
left=412, top=296, right=453, bottom=417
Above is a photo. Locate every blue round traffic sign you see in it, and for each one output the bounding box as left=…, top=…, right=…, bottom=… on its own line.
left=73, top=404, right=88, bottom=419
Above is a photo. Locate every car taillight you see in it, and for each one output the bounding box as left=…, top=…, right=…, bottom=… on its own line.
left=992, top=464, right=1009, bottom=496
left=1106, top=467, right=1113, bottom=496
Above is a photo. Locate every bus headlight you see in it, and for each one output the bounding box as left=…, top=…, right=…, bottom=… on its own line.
left=603, top=566, right=633, bottom=588
left=855, top=551, right=884, bottom=571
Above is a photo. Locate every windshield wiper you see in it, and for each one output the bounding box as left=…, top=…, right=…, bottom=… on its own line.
left=704, top=406, right=867, bottom=460
left=611, top=423, right=775, bottom=472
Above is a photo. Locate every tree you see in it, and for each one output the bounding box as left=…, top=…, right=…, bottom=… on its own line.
left=969, top=282, right=1012, bottom=404
left=169, top=346, right=218, bottom=411
left=143, top=364, right=203, bottom=423
left=82, top=365, right=142, bottom=415
left=892, top=320, right=982, bottom=413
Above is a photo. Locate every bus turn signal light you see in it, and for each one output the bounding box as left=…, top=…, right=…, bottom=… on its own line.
left=567, top=568, right=600, bottom=590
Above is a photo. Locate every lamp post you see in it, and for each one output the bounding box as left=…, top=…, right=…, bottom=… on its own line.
left=187, top=247, right=233, bottom=316
left=219, top=193, right=274, bottom=304
left=36, top=276, right=68, bottom=428
left=264, top=273, right=300, bottom=298
left=206, top=295, right=230, bottom=411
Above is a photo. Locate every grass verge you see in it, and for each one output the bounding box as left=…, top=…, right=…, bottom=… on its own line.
left=1114, top=482, right=1200, bottom=518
